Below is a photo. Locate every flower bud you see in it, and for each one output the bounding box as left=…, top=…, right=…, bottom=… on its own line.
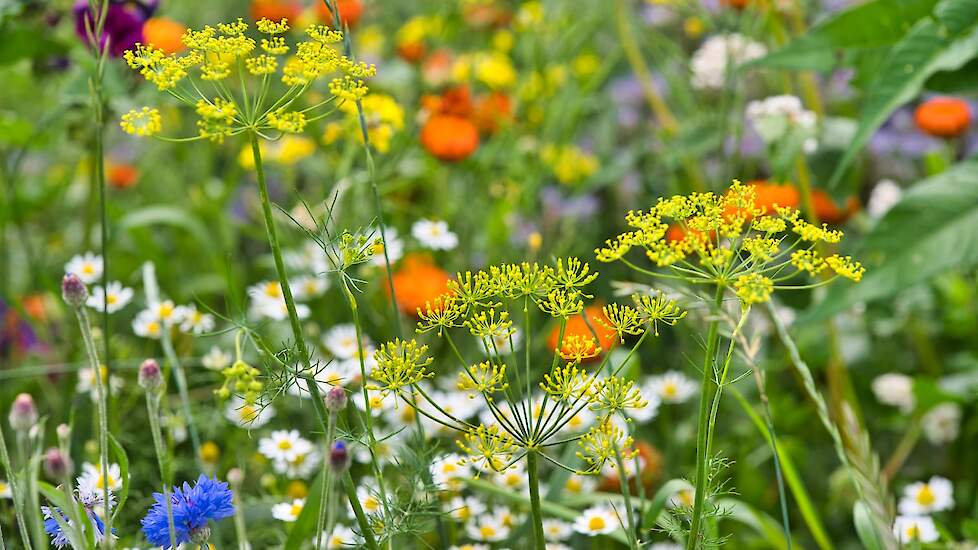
left=56, top=423, right=71, bottom=445
left=61, top=273, right=88, bottom=308
left=43, top=447, right=72, bottom=479
left=329, top=440, right=351, bottom=473
left=189, top=525, right=212, bottom=545
left=9, top=393, right=38, bottom=432
left=138, top=359, right=163, bottom=391
left=227, top=467, right=244, bottom=487
left=324, top=386, right=348, bottom=413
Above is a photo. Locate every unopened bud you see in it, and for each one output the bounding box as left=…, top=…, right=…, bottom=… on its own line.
left=9, top=393, right=38, bottom=432
left=329, top=440, right=351, bottom=473
left=138, top=359, right=163, bottom=391
left=324, top=386, right=348, bottom=413
left=56, top=423, right=71, bottom=445
left=227, top=467, right=244, bottom=487
left=43, top=447, right=72, bottom=479
left=61, top=273, right=88, bottom=308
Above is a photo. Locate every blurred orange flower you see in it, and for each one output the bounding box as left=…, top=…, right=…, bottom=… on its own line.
left=249, top=0, right=302, bottom=22
left=316, top=0, right=364, bottom=28
left=107, top=162, right=139, bottom=189
left=547, top=305, right=617, bottom=360
left=142, top=17, right=187, bottom=54
left=388, top=255, right=453, bottom=315
left=914, top=97, right=972, bottom=138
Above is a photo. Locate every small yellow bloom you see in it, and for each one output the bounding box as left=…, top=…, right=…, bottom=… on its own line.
left=120, top=107, right=162, bottom=137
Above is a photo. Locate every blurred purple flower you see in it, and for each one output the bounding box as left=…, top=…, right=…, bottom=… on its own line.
left=540, top=186, right=600, bottom=225
left=725, top=123, right=765, bottom=157
left=73, top=0, right=158, bottom=57
left=823, top=68, right=855, bottom=102
left=0, top=299, right=42, bottom=358
left=870, top=108, right=942, bottom=158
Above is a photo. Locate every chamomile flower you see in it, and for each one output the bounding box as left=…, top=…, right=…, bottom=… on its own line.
left=871, top=373, right=914, bottom=413
left=202, top=346, right=232, bottom=370
left=65, top=252, right=103, bottom=284
left=0, top=479, right=11, bottom=498
left=922, top=403, right=961, bottom=444
left=258, top=430, right=313, bottom=463
left=628, top=392, right=661, bottom=423
left=271, top=499, right=305, bottom=522
left=320, top=524, right=362, bottom=549
left=898, top=476, right=954, bottom=515
left=248, top=281, right=310, bottom=321
left=892, top=515, right=939, bottom=543
left=357, top=482, right=385, bottom=516
left=573, top=505, right=622, bottom=536
left=690, top=33, right=766, bottom=90
left=448, top=545, right=489, bottom=550
left=431, top=454, right=472, bottom=491
left=76, top=367, right=124, bottom=400
left=564, top=474, right=597, bottom=496
left=78, top=462, right=124, bottom=493
left=645, top=371, right=696, bottom=404
left=668, top=486, right=695, bottom=509
left=176, top=304, right=215, bottom=335
left=85, top=282, right=134, bottom=314
left=323, top=324, right=366, bottom=359
left=353, top=388, right=395, bottom=417
left=274, top=448, right=322, bottom=479
left=370, top=227, right=404, bottom=266
left=495, top=461, right=528, bottom=491
left=448, top=495, right=487, bottom=522
left=290, top=275, right=329, bottom=301
left=466, top=513, right=511, bottom=542
left=148, top=299, right=182, bottom=326
left=543, top=518, right=573, bottom=541
left=412, top=219, right=459, bottom=250
left=223, top=396, right=275, bottom=428
left=132, top=310, right=164, bottom=339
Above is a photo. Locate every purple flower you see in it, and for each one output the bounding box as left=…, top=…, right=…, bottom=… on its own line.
left=0, top=299, right=42, bottom=358
left=73, top=0, right=158, bottom=57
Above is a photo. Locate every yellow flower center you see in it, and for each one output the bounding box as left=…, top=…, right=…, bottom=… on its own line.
left=916, top=485, right=936, bottom=506
left=265, top=282, right=281, bottom=298
left=106, top=294, right=118, bottom=305
left=480, top=525, right=497, bottom=538
left=906, top=525, right=920, bottom=540
left=240, top=406, right=257, bottom=422
left=82, top=264, right=95, bottom=275
left=588, top=516, right=607, bottom=531
left=364, top=496, right=380, bottom=512
left=278, top=440, right=293, bottom=451
left=96, top=474, right=116, bottom=489
left=290, top=502, right=303, bottom=517
left=159, top=303, right=174, bottom=318
left=663, top=383, right=677, bottom=397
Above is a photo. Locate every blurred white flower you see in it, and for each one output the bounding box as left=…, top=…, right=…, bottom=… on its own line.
left=746, top=95, right=818, bottom=153
left=176, top=304, right=215, bottom=335
left=899, top=476, right=954, bottom=515
left=573, top=505, right=622, bottom=536
left=412, top=219, right=459, bottom=250
left=290, top=275, right=329, bottom=301
left=85, top=281, right=133, bottom=314
left=690, top=34, right=766, bottom=90
left=258, top=430, right=313, bottom=463
left=892, top=515, right=939, bottom=543
left=466, top=513, right=511, bottom=542
left=867, top=179, right=903, bottom=219
left=645, top=371, right=696, bottom=404
left=543, top=518, right=573, bottom=541
left=431, top=454, right=471, bottom=491
left=248, top=281, right=310, bottom=321
left=871, top=373, right=914, bottom=412
left=65, top=252, right=103, bottom=284
left=448, top=495, right=486, bottom=522
left=76, top=367, right=124, bottom=400
left=223, top=396, right=275, bottom=428
left=371, top=227, right=404, bottom=266
left=922, top=402, right=961, bottom=444
left=271, top=499, right=304, bottom=522
left=321, top=524, right=361, bottom=549
left=77, top=462, right=123, bottom=493
left=202, top=346, right=231, bottom=370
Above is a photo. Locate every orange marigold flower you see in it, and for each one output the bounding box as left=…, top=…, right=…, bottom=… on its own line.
left=316, top=0, right=365, bottom=28
left=811, top=190, right=860, bottom=225
left=473, top=92, right=512, bottom=134
left=914, top=97, right=972, bottom=138
left=388, top=255, right=453, bottom=316
left=142, top=17, right=187, bottom=54
left=420, top=114, right=480, bottom=162
left=397, top=41, right=426, bottom=63
left=107, top=162, right=139, bottom=189
left=547, top=305, right=617, bottom=360
left=249, top=0, right=302, bottom=22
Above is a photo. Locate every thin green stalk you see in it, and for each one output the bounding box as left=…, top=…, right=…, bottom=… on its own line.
left=315, top=413, right=338, bottom=550
left=704, top=306, right=750, bottom=465
left=526, top=451, right=546, bottom=550
left=74, top=306, right=111, bottom=548
left=17, top=432, right=44, bottom=550
left=343, top=471, right=380, bottom=550
left=0, top=420, right=33, bottom=549
left=146, top=392, right=177, bottom=549
left=160, top=331, right=202, bottom=466
left=231, top=480, right=248, bottom=550
left=686, top=286, right=725, bottom=550
left=613, top=446, right=640, bottom=550
left=882, top=416, right=923, bottom=482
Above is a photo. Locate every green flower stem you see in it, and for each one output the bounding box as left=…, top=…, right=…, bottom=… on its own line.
left=704, top=306, right=750, bottom=463
left=248, top=131, right=374, bottom=542
left=343, top=471, right=380, bottom=550
left=613, top=445, right=639, bottom=550
left=146, top=391, right=177, bottom=549
left=160, top=329, right=202, bottom=466
left=882, top=416, right=923, bottom=482
left=526, top=451, right=547, bottom=550
left=0, top=420, right=33, bottom=549
left=16, top=431, right=44, bottom=550
left=231, top=485, right=248, bottom=550
left=74, top=305, right=112, bottom=548
left=315, top=413, right=338, bottom=550
left=686, top=285, right=725, bottom=550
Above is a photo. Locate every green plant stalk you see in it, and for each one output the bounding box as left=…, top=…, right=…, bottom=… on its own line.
left=146, top=392, right=177, bottom=549
left=882, top=416, right=923, bottom=482
left=74, top=306, right=111, bottom=548
left=343, top=471, right=380, bottom=550
left=247, top=131, right=373, bottom=541
left=526, top=451, right=547, bottom=550
left=0, top=420, right=33, bottom=549
left=231, top=483, right=248, bottom=550
left=17, top=431, right=45, bottom=550
left=612, top=445, right=640, bottom=550
left=704, top=307, right=750, bottom=466
left=315, top=413, right=338, bottom=550
left=160, top=330, right=202, bottom=465
left=59, top=467, right=87, bottom=548
left=686, top=286, right=725, bottom=550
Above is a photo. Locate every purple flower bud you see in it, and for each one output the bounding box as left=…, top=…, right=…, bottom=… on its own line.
left=43, top=447, right=72, bottom=479
left=61, top=273, right=88, bottom=308
left=329, top=440, right=351, bottom=473
left=324, top=386, right=348, bottom=413
left=138, top=359, right=163, bottom=391
left=9, top=393, right=38, bottom=431
left=56, top=423, right=71, bottom=445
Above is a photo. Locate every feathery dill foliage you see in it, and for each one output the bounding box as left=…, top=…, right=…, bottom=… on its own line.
left=596, top=179, right=864, bottom=304
left=119, top=17, right=375, bottom=141
left=369, top=257, right=684, bottom=475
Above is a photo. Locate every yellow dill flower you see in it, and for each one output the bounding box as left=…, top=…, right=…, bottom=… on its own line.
left=826, top=255, right=865, bottom=281
left=329, top=75, right=369, bottom=102
left=743, top=236, right=780, bottom=262
left=416, top=294, right=467, bottom=335
left=216, top=18, right=248, bottom=36
left=370, top=339, right=434, bottom=396
left=267, top=109, right=307, bottom=133
left=551, top=257, right=599, bottom=291
left=447, top=271, right=495, bottom=309
left=632, top=292, right=686, bottom=335
left=465, top=308, right=513, bottom=339
left=200, top=61, right=231, bottom=81
left=537, top=289, right=584, bottom=318
left=457, top=424, right=516, bottom=472
left=261, top=37, right=289, bottom=55
left=752, top=216, right=787, bottom=234
left=540, top=364, right=591, bottom=402
left=734, top=273, right=774, bottom=304
left=245, top=54, right=278, bottom=75
left=500, top=262, right=554, bottom=298
left=541, top=144, right=598, bottom=184
left=590, top=376, right=647, bottom=414
left=457, top=362, right=509, bottom=399
left=255, top=17, right=289, bottom=35
left=577, top=420, right=637, bottom=473
left=790, top=249, right=826, bottom=276
left=596, top=304, right=644, bottom=343
left=557, top=334, right=601, bottom=363
left=120, top=107, right=162, bottom=137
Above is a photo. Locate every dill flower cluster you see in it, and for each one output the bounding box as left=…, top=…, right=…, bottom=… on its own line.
left=120, top=17, right=375, bottom=142
left=596, top=180, right=864, bottom=305
left=369, top=258, right=684, bottom=476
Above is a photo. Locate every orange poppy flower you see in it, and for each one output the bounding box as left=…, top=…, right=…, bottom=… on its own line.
left=473, top=92, right=512, bottom=134
left=388, top=255, right=453, bottom=316
left=107, top=163, right=139, bottom=189
left=316, top=0, right=364, bottom=28
left=249, top=0, right=302, bottom=22
left=547, top=305, right=617, bottom=359
left=420, top=115, right=480, bottom=161
left=142, top=17, right=187, bottom=54
left=914, top=97, right=972, bottom=138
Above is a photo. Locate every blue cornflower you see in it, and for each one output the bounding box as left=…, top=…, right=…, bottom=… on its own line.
left=42, top=484, right=114, bottom=548
left=141, top=475, right=235, bottom=548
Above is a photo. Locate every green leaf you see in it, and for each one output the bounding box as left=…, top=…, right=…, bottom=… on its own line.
left=117, top=205, right=214, bottom=251
left=801, top=160, right=978, bottom=323
left=108, top=433, right=130, bottom=524
left=717, top=498, right=791, bottom=550
left=827, top=0, right=978, bottom=188
left=926, top=57, right=978, bottom=93
left=639, top=478, right=690, bottom=532
left=283, top=469, right=325, bottom=550
left=38, top=481, right=91, bottom=550
left=853, top=500, right=886, bottom=550
left=750, top=0, right=938, bottom=71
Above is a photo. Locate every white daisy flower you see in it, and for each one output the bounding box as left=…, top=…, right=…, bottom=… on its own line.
left=223, top=396, right=275, bottom=428
left=871, top=373, right=914, bottom=413
left=546, top=544, right=573, bottom=550
left=337, top=346, right=377, bottom=381
left=291, top=275, right=329, bottom=301
left=202, top=346, right=232, bottom=370
left=922, top=403, right=961, bottom=445
left=352, top=388, right=395, bottom=417
left=495, top=462, right=528, bottom=492
left=430, top=454, right=471, bottom=491
left=352, top=435, right=400, bottom=466
left=542, top=518, right=573, bottom=541
left=274, top=448, right=322, bottom=479
left=287, top=362, right=355, bottom=398
left=258, top=430, right=313, bottom=463
left=892, top=515, right=939, bottom=543
left=629, top=392, right=661, bottom=423
left=248, top=281, right=310, bottom=321
left=85, top=282, right=133, bottom=314
left=868, top=179, right=903, bottom=219
left=176, top=305, right=215, bottom=335
left=149, top=300, right=182, bottom=326
left=370, top=227, right=404, bottom=267
left=465, top=513, right=511, bottom=542
left=271, top=499, right=305, bottom=522
left=0, top=479, right=11, bottom=498
left=573, top=505, right=622, bottom=536
left=65, top=252, right=103, bottom=284
left=323, top=324, right=367, bottom=359
left=690, top=33, right=766, bottom=90
left=77, top=462, right=123, bottom=493
left=76, top=367, right=124, bottom=400
left=899, top=476, right=954, bottom=515
left=448, top=545, right=489, bottom=550
left=492, top=505, right=523, bottom=529
left=645, top=371, right=696, bottom=404
left=320, top=524, right=362, bottom=549
left=357, top=481, right=385, bottom=516
left=558, top=407, right=596, bottom=435
left=564, top=474, right=597, bottom=496
left=667, top=486, right=696, bottom=509
left=448, top=495, right=486, bottom=523
left=412, top=219, right=459, bottom=250
left=132, top=310, right=164, bottom=339
left=286, top=241, right=330, bottom=274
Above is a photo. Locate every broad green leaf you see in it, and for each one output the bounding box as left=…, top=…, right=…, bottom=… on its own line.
left=283, top=469, right=325, bottom=550
left=802, top=161, right=978, bottom=322
left=639, top=478, right=690, bottom=532
left=853, top=500, right=886, bottom=550
left=750, top=0, right=938, bottom=71
left=108, top=434, right=130, bottom=525
left=717, top=498, right=791, bottom=550
left=926, top=58, right=978, bottom=93
left=827, top=0, right=978, bottom=188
